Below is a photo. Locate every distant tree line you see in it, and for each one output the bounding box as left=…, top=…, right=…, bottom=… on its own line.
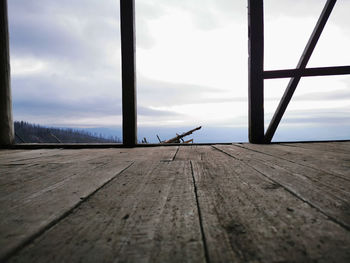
left=14, top=121, right=121, bottom=143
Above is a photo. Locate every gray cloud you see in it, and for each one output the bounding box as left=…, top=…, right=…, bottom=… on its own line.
left=13, top=95, right=122, bottom=119
left=8, top=0, right=124, bottom=126
left=13, top=96, right=178, bottom=123
left=8, top=0, right=121, bottom=66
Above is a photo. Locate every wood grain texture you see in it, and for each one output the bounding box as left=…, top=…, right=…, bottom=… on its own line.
left=192, top=146, right=350, bottom=262
left=8, top=160, right=205, bottom=263
left=0, top=148, right=173, bottom=198
left=1, top=143, right=350, bottom=262
left=0, top=157, right=132, bottom=261
left=215, top=145, right=350, bottom=230
left=0, top=0, right=14, bottom=145
left=240, top=143, right=350, bottom=177
left=283, top=142, right=350, bottom=155
left=173, top=145, right=203, bottom=161
left=0, top=147, right=178, bottom=261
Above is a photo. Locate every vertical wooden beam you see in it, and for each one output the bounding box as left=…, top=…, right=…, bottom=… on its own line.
left=120, top=0, right=137, bottom=146
left=248, top=0, right=264, bottom=144
left=0, top=0, right=14, bottom=145
left=264, top=0, right=337, bottom=143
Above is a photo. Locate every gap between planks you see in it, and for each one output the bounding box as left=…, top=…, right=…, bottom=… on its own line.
left=235, top=143, right=350, bottom=181
left=193, top=145, right=350, bottom=262
left=190, top=160, right=210, bottom=263
left=212, top=145, right=350, bottom=231
left=1, top=146, right=185, bottom=262
left=0, top=162, right=135, bottom=263
left=7, top=160, right=207, bottom=263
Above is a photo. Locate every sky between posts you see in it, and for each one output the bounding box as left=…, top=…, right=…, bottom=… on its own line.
left=7, top=0, right=350, bottom=142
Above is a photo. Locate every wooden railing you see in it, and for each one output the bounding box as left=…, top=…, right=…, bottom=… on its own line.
left=248, top=0, right=350, bottom=144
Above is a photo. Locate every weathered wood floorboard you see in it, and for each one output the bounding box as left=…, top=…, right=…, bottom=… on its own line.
left=174, top=145, right=203, bottom=161
left=191, top=146, right=350, bottom=262
left=214, top=145, right=350, bottom=230
left=0, top=149, right=65, bottom=164
left=283, top=142, right=350, bottom=155
left=0, top=149, right=27, bottom=156
left=0, top=150, right=120, bottom=192
left=0, top=146, right=177, bottom=166
left=0, top=147, right=178, bottom=262
left=228, top=144, right=350, bottom=194
left=228, top=144, right=350, bottom=195
left=240, top=143, right=350, bottom=177
left=0, top=147, right=177, bottom=192
left=0, top=159, right=131, bottom=262
left=7, top=160, right=204, bottom=263
left=1, top=143, right=349, bottom=262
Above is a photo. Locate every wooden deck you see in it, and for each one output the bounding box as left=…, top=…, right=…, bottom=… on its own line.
left=1, top=142, right=349, bottom=262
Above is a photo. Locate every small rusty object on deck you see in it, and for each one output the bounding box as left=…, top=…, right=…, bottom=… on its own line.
left=157, top=126, right=202, bottom=144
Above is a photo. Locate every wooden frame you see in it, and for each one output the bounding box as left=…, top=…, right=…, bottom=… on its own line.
left=120, top=0, right=137, bottom=146
left=0, top=0, right=14, bottom=145
left=248, top=0, right=350, bottom=144
left=1, top=0, right=349, bottom=147
left=248, top=0, right=265, bottom=144
left=264, top=66, right=350, bottom=79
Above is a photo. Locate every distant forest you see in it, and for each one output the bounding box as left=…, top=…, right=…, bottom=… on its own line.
left=14, top=121, right=121, bottom=143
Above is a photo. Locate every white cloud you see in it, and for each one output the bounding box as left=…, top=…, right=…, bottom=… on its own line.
left=11, top=57, right=48, bottom=76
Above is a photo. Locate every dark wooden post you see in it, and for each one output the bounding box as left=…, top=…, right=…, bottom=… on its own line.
left=120, top=0, right=137, bottom=146
left=248, top=0, right=264, bottom=143
left=0, top=0, right=14, bottom=145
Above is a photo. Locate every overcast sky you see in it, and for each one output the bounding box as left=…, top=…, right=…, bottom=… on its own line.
left=8, top=0, right=350, bottom=142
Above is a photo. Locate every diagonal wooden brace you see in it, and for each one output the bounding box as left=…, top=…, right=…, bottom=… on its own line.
left=264, top=0, right=337, bottom=143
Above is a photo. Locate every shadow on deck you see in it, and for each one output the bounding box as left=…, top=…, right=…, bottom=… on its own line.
left=1, top=142, right=350, bottom=262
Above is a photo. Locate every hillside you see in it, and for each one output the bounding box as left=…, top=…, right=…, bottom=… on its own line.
left=14, top=121, right=121, bottom=143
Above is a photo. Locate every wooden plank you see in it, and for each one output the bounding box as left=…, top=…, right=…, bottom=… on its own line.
left=0, top=149, right=120, bottom=195
left=0, top=147, right=177, bottom=206
left=0, top=149, right=66, bottom=164
left=0, top=0, right=14, bottom=145
left=265, top=0, right=337, bottom=143
left=0, top=147, right=178, bottom=203
left=120, top=0, right=137, bottom=146
left=239, top=143, right=350, bottom=177
left=0, top=146, right=178, bottom=166
left=335, top=141, right=350, bottom=151
left=248, top=0, right=264, bottom=143
left=7, top=160, right=205, bottom=263
left=225, top=144, right=350, bottom=193
left=214, top=145, right=350, bottom=229
left=0, top=147, right=178, bottom=261
left=191, top=146, right=350, bottom=262
left=109, top=146, right=178, bottom=162
left=0, top=149, right=27, bottom=156
left=173, top=145, right=203, bottom=161
left=283, top=142, right=350, bottom=155
left=0, top=159, right=132, bottom=261
left=264, top=65, right=350, bottom=79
